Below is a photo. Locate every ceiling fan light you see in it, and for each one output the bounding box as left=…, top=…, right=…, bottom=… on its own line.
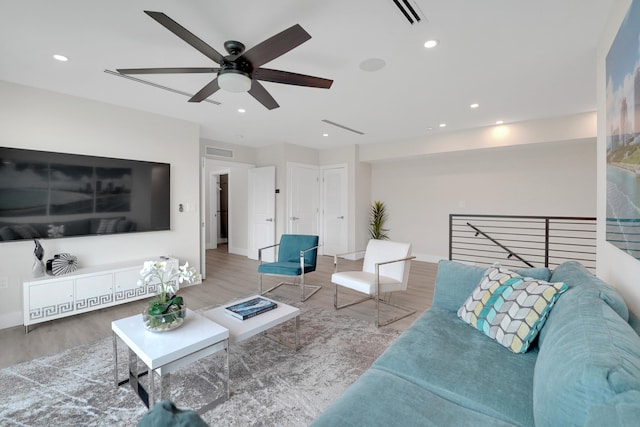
left=218, top=71, right=251, bottom=93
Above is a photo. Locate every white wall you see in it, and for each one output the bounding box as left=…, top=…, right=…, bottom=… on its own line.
left=597, top=0, right=640, bottom=317
left=0, top=81, right=200, bottom=328
left=372, top=139, right=597, bottom=262
left=360, top=112, right=596, bottom=162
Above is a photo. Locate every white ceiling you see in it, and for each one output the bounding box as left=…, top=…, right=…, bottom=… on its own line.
left=0, top=0, right=613, bottom=149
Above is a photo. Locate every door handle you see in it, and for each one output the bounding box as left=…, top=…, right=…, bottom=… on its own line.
left=290, top=216, right=300, bottom=220
left=265, top=218, right=273, bottom=222
left=337, top=216, right=344, bottom=219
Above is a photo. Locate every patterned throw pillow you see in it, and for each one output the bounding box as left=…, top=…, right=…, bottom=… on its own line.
left=457, top=263, right=568, bottom=353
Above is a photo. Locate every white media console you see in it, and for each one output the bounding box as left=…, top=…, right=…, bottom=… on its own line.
left=23, top=256, right=179, bottom=333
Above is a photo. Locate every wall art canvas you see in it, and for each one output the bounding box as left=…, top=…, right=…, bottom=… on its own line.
left=606, top=0, right=640, bottom=260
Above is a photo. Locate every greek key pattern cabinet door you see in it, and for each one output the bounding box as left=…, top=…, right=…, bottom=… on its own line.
left=29, top=280, right=74, bottom=321
left=75, top=274, right=114, bottom=311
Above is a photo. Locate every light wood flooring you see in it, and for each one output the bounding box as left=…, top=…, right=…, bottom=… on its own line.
left=0, top=245, right=438, bottom=369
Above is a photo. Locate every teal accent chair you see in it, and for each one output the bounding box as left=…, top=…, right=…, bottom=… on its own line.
left=258, top=234, right=321, bottom=301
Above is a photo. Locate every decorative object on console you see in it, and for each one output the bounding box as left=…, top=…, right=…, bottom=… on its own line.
left=138, top=259, right=197, bottom=332
left=31, top=239, right=45, bottom=277
left=46, top=253, right=78, bottom=276
left=457, top=262, right=568, bottom=353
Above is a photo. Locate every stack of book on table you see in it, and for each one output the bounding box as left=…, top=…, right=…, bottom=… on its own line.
left=224, top=297, right=278, bottom=320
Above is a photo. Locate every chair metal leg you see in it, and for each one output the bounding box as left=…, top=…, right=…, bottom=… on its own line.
left=261, top=275, right=321, bottom=302
left=334, top=284, right=415, bottom=327
left=376, top=299, right=416, bottom=327
left=334, top=283, right=375, bottom=310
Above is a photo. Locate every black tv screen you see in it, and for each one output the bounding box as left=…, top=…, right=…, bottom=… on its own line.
left=0, top=147, right=170, bottom=242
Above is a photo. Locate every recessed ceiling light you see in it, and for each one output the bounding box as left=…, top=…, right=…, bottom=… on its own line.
left=439, top=123, right=447, bottom=128
left=495, top=120, right=504, bottom=125
left=424, top=40, right=439, bottom=49
left=237, top=108, right=246, bottom=113
left=323, top=133, right=329, bottom=137
left=53, top=54, right=68, bottom=62
left=470, top=103, right=479, bottom=109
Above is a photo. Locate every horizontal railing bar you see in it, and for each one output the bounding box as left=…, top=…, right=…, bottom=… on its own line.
left=451, top=214, right=596, bottom=221
left=450, top=214, right=596, bottom=272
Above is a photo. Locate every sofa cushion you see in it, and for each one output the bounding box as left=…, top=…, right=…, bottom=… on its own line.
left=549, top=260, right=628, bottom=321
left=533, top=291, right=640, bottom=426
left=311, top=368, right=520, bottom=427
left=372, top=307, right=537, bottom=426
left=538, top=261, right=630, bottom=348
left=457, top=263, right=567, bottom=353
left=433, top=260, right=551, bottom=312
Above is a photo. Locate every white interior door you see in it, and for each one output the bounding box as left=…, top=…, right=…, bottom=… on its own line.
left=208, top=173, right=218, bottom=250
left=288, top=163, right=319, bottom=235
left=248, top=166, right=276, bottom=261
left=322, top=165, right=348, bottom=256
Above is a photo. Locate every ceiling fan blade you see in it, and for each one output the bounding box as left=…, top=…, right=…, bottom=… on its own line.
left=240, top=24, right=311, bottom=68
left=117, top=67, right=219, bottom=75
left=248, top=80, right=279, bottom=110
left=254, top=68, right=333, bottom=89
left=144, top=11, right=226, bottom=64
left=189, top=78, right=221, bottom=102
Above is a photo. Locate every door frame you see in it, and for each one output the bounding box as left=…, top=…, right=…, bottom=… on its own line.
left=201, top=158, right=253, bottom=277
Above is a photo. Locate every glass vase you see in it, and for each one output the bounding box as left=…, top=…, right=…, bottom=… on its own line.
left=142, top=305, right=187, bottom=332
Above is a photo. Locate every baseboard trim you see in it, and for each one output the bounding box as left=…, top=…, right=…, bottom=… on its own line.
left=0, top=310, right=23, bottom=330
left=412, top=253, right=445, bottom=264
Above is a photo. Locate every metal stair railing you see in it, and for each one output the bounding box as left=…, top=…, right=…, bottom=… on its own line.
left=449, top=214, right=597, bottom=272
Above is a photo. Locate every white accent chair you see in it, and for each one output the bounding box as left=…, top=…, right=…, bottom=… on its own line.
left=333, top=239, right=416, bottom=327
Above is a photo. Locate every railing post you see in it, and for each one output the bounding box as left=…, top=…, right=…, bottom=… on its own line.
left=544, top=218, right=550, bottom=268
left=449, top=214, right=453, bottom=260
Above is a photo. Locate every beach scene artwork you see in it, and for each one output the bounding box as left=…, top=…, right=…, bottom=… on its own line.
left=606, top=0, right=640, bottom=260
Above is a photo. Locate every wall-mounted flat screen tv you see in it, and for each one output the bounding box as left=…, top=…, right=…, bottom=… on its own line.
left=0, top=147, right=170, bottom=242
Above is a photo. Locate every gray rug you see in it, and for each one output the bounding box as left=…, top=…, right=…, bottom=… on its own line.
left=0, top=305, right=401, bottom=426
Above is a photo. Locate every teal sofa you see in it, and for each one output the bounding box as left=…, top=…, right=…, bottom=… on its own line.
left=312, top=260, right=640, bottom=426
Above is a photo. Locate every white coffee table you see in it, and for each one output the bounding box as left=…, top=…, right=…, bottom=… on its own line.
left=202, top=295, right=300, bottom=350
left=112, top=308, right=229, bottom=413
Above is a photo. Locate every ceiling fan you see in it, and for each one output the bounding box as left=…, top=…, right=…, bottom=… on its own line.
left=116, top=11, right=333, bottom=110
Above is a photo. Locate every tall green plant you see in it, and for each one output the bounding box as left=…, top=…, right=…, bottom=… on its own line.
left=368, top=200, right=389, bottom=240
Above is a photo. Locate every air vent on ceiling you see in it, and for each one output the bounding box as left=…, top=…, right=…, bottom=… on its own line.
left=206, top=146, right=233, bottom=158
left=104, top=69, right=221, bottom=105
left=391, top=0, right=423, bottom=25
left=321, top=119, right=365, bottom=135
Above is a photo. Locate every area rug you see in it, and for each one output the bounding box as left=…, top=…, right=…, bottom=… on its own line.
left=0, top=305, right=401, bottom=427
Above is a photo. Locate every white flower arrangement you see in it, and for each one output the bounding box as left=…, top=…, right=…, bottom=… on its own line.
left=139, top=260, right=198, bottom=331
left=138, top=260, right=197, bottom=302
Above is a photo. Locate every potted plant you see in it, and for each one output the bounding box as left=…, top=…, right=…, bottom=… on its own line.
left=138, top=260, right=197, bottom=332
left=368, top=200, right=390, bottom=240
